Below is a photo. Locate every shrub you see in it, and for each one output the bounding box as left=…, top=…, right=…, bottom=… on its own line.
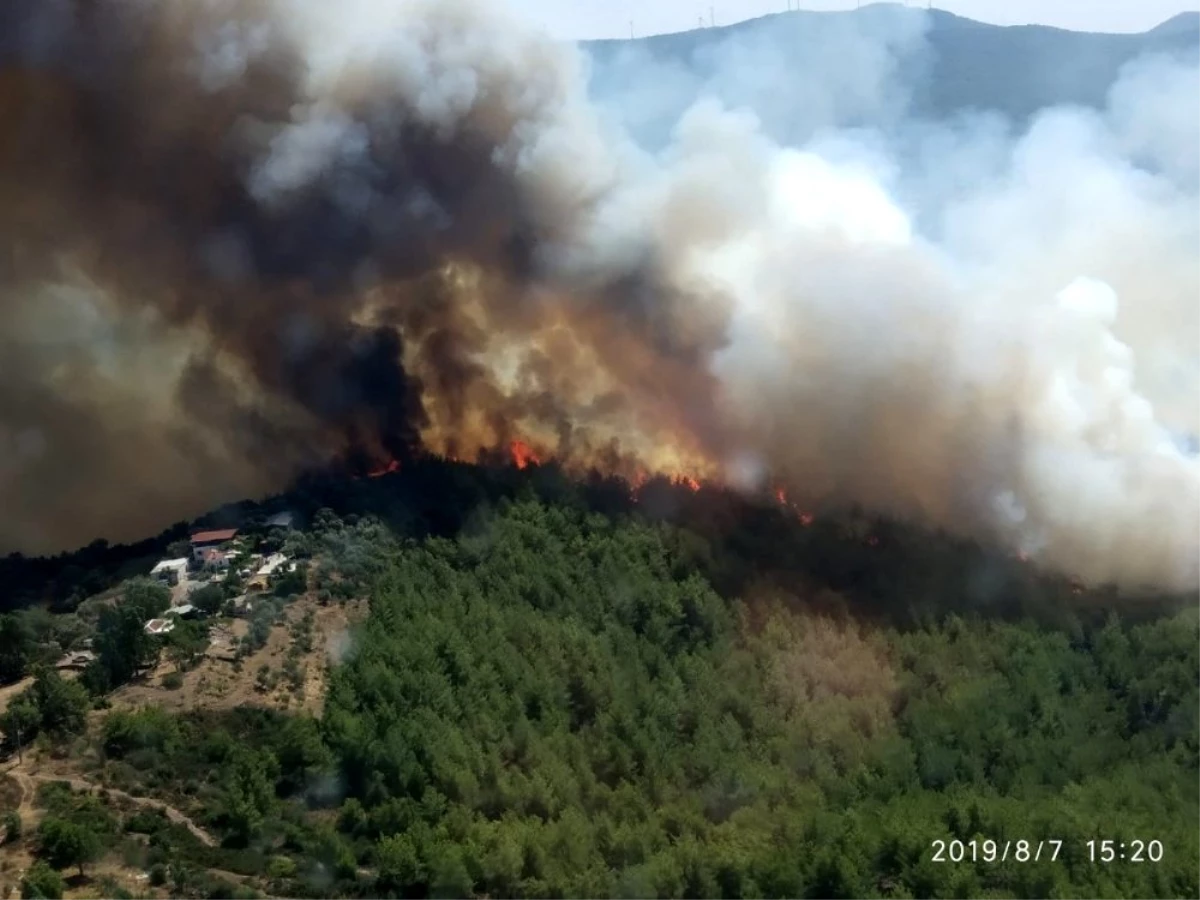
left=266, top=855, right=297, bottom=879
left=102, top=707, right=180, bottom=758
left=124, top=809, right=166, bottom=835
left=149, top=863, right=168, bottom=886
left=2, top=809, right=21, bottom=844
left=20, top=861, right=64, bottom=900
left=191, top=585, right=226, bottom=617
left=162, top=671, right=184, bottom=690
left=36, top=817, right=101, bottom=875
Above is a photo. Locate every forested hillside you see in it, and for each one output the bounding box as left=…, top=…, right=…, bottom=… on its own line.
left=3, top=483, right=1195, bottom=899
left=319, top=501, right=1198, bottom=898
left=0, top=0, right=1196, bottom=896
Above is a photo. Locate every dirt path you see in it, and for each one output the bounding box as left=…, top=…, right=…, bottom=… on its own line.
left=6, top=765, right=216, bottom=848
left=8, top=766, right=34, bottom=811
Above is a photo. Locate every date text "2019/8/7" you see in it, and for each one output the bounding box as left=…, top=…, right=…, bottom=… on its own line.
left=931, top=840, right=1062, bottom=863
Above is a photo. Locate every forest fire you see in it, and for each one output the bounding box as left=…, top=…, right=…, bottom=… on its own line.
left=773, top=486, right=814, bottom=526
left=366, top=460, right=401, bottom=478
left=509, top=440, right=541, bottom=470
left=354, top=438, right=821, bottom=531
left=672, top=475, right=701, bottom=492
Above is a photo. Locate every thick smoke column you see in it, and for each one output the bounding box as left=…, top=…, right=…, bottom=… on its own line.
left=0, top=0, right=1196, bottom=594
left=0, top=0, right=725, bottom=551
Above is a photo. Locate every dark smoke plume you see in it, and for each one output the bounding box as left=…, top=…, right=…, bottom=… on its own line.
left=0, top=0, right=1196, bottom=595
left=0, top=0, right=716, bottom=546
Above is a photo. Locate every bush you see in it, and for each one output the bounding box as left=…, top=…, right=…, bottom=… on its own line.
left=191, top=585, right=226, bottom=618
left=2, top=809, right=21, bottom=844
left=20, top=861, right=64, bottom=900
left=149, top=863, right=168, bottom=886
left=255, top=666, right=276, bottom=694
left=37, top=817, right=101, bottom=875
left=123, top=578, right=171, bottom=620
left=124, top=809, right=167, bottom=835
left=272, top=567, right=307, bottom=599
left=102, top=707, right=180, bottom=758
left=266, top=855, right=297, bottom=879
left=162, top=671, right=184, bottom=690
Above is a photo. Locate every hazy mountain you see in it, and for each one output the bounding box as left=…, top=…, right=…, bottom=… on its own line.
left=582, top=3, right=1200, bottom=143
left=1150, top=10, right=1200, bottom=36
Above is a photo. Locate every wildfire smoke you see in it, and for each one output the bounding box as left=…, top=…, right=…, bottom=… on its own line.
left=0, top=0, right=1196, bottom=594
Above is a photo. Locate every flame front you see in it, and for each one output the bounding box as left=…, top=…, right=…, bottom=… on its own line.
left=510, top=440, right=541, bottom=470
left=367, top=459, right=401, bottom=478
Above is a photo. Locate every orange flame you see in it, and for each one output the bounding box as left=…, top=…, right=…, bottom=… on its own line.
left=672, top=475, right=701, bottom=492
left=367, top=459, right=400, bottom=478
left=773, top=486, right=813, bottom=526
left=510, top=440, right=540, bottom=470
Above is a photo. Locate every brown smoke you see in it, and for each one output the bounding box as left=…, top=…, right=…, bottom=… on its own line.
left=0, top=0, right=722, bottom=552
left=0, top=0, right=1196, bottom=594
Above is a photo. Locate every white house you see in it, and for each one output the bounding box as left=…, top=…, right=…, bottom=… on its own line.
left=151, top=558, right=189, bottom=586
left=190, top=528, right=238, bottom=562
left=255, top=552, right=289, bottom=578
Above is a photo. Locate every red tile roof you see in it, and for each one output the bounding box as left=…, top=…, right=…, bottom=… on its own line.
left=191, top=528, right=238, bottom=544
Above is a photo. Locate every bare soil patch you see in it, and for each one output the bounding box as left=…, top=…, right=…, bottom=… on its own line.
left=108, top=594, right=365, bottom=717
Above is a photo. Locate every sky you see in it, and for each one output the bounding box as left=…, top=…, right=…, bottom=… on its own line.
left=501, top=0, right=1200, bottom=41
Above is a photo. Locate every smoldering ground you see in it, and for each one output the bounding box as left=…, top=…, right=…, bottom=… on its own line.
left=0, top=0, right=1196, bottom=595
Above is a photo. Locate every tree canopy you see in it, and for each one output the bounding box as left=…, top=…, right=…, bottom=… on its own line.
left=310, top=502, right=1199, bottom=899
left=1, top=473, right=1195, bottom=900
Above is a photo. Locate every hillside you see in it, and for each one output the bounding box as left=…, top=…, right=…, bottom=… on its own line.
left=0, top=3, right=1197, bottom=897
left=583, top=4, right=1200, bottom=141
left=0, top=463, right=1197, bottom=899
left=1151, top=11, right=1200, bottom=36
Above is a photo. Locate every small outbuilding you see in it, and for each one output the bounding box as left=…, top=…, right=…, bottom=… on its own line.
left=55, top=650, right=96, bottom=671
left=144, top=618, right=176, bottom=636
left=151, top=558, right=189, bottom=586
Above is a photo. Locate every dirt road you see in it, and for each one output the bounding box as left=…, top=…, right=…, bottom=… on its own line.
left=4, top=763, right=216, bottom=847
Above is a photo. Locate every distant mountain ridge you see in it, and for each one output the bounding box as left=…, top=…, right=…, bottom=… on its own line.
left=582, top=3, right=1200, bottom=126
left=1149, top=11, right=1200, bottom=35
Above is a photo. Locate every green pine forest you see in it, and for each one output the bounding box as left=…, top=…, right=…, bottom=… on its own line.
left=0, top=461, right=1197, bottom=899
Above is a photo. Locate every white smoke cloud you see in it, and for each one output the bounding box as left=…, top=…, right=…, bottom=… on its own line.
left=261, top=0, right=1198, bottom=592
left=1107, top=52, right=1200, bottom=189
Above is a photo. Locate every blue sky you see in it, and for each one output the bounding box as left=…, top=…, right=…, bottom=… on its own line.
left=502, top=0, right=1200, bottom=41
